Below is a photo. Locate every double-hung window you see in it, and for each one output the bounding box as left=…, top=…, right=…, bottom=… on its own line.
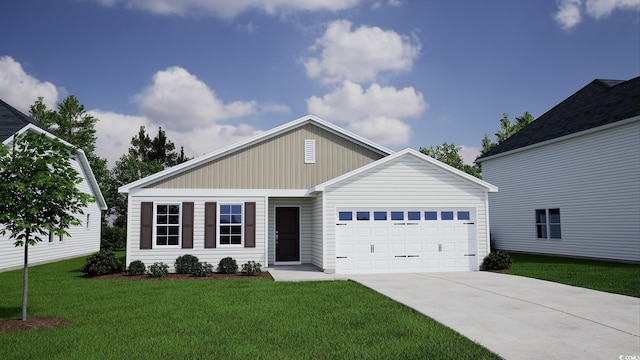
left=535, top=208, right=561, bottom=239
left=220, top=204, right=242, bottom=245
left=156, top=204, right=180, bottom=246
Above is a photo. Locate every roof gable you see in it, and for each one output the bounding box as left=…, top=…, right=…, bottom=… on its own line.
left=313, top=148, right=498, bottom=193
left=478, top=76, right=640, bottom=161
left=0, top=99, right=49, bottom=141
left=119, top=115, right=394, bottom=193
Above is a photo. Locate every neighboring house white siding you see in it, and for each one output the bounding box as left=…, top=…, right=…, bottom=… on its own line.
left=321, top=154, right=491, bottom=272
left=125, top=193, right=266, bottom=271
left=0, top=157, right=102, bottom=272
left=482, top=120, right=640, bottom=262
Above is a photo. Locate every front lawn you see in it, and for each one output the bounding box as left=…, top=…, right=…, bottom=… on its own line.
left=506, top=252, right=640, bottom=297
left=0, top=256, right=498, bottom=359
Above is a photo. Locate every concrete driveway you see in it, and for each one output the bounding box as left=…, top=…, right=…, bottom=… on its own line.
left=349, top=272, right=640, bottom=360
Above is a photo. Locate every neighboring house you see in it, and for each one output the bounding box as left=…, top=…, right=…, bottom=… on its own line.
left=0, top=99, right=107, bottom=272
left=477, top=77, right=640, bottom=262
left=119, top=115, right=498, bottom=274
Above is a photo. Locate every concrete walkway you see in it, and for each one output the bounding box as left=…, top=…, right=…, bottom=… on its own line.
left=349, top=272, right=640, bottom=360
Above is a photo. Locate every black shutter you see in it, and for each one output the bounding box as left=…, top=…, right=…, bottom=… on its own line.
left=182, top=202, right=194, bottom=249
left=204, top=202, right=217, bottom=248
left=140, top=202, right=153, bottom=249
left=244, top=202, right=256, bottom=248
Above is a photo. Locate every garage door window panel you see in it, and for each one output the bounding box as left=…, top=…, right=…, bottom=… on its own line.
left=374, top=212, right=387, bottom=220
left=339, top=211, right=352, bottom=221
left=408, top=211, right=420, bottom=220
left=357, top=212, right=370, bottom=221
left=425, top=211, right=437, bottom=220
left=441, top=211, right=454, bottom=220
left=457, top=211, right=470, bottom=221
left=391, top=212, right=404, bottom=220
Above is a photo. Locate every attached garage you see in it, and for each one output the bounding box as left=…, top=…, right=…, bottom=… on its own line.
left=314, top=148, right=498, bottom=275
left=335, top=208, right=477, bottom=273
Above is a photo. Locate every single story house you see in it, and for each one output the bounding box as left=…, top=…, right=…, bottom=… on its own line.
left=476, top=77, right=640, bottom=262
left=0, top=99, right=107, bottom=272
left=120, top=115, right=498, bottom=274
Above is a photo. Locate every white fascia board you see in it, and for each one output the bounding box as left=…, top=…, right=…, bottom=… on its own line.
left=128, top=188, right=311, bottom=198
left=477, top=115, right=640, bottom=163
left=119, top=114, right=395, bottom=193
left=312, top=148, right=498, bottom=193
left=6, top=124, right=108, bottom=210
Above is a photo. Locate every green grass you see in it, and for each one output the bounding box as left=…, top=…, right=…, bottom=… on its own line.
left=0, top=256, right=498, bottom=360
left=506, top=252, right=640, bottom=297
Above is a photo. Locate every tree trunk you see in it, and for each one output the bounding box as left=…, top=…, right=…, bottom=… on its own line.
left=22, top=236, right=29, bottom=321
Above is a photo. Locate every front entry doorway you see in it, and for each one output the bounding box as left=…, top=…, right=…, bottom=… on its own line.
left=275, top=207, right=300, bottom=262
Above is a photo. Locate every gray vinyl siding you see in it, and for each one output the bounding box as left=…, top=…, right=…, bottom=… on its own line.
left=126, top=194, right=266, bottom=271
left=0, top=157, right=102, bottom=272
left=267, top=197, right=313, bottom=265
left=482, top=120, right=640, bottom=262
left=322, top=155, right=489, bottom=272
left=149, top=124, right=384, bottom=189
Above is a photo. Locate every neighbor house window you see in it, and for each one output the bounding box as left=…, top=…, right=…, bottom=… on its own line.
left=536, top=208, right=561, bottom=239
left=156, top=204, right=180, bottom=246
left=219, top=204, right=242, bottom=245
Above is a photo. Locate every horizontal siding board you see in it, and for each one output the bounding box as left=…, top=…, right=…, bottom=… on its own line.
left=126, top=195, right=266, bottom=271
left=322, top=155, right=489, bottom=272
left=149, top=124, right=384, bottom=189
left=483, top=121, right=640, bottom=262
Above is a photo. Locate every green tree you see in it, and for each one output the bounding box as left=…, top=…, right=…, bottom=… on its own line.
left=420, top=142, right=481, bottom=178
left=29, top=96, right=109, bottom=222
left=0, top=131, right=93, bottom=320
left=481, top=111, right=534, bottom=155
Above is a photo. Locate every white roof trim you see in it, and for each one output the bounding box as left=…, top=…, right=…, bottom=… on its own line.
left=312, top=148, right=498, bottom=193
left=477, top=115, right=640, bottom=163
left=4, top=124, right=108, bottom=210
left=119, top=114, right=394, bottom=193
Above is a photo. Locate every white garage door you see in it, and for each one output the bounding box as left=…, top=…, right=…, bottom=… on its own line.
left=336, top=209, right=477, bottom=274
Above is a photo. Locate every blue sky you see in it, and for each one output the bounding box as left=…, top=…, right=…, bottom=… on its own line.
left=1, top=0, right=638, bottom=166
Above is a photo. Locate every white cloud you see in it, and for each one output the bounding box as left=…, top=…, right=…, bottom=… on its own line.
left=554, top=0, right=640, bottom=29
left=92, top=109, right=261, bottom=167
left=459, top=145, right=481, bottom=165
left=0, top=56, right=58, bottom=113
left=133, top=66, right=257, bottom=132
left=95, top=0, right=361, bottom=18
left=307, top=80, right=427, bottom=146
left=304, top=20, right=421, bottom=84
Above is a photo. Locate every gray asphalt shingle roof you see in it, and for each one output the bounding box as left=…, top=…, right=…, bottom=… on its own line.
left=0, top=99, right=49, bottom=142
left=477, top=76, right=640, bottom=160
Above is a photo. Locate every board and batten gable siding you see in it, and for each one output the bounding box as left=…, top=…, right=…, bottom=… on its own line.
left=148, top=124, right=385, bottom=190
left=126, top=195, right=266, bottom=271
left=0, top=156, right=102, bottom=272
left=322, top=155, right=490, bottom=272
left=482, top=120, right=640, bottom=262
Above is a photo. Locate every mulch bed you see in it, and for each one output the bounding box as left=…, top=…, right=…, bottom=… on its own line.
left=0, top=271, right=272, bottom=333
left=0, top=317, right=71, bottom=333
left=89, top=271, right=273, bottom=280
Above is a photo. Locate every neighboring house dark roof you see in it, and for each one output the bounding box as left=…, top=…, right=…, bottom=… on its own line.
left=477, top=76, right=640, bottom=160
left=0, top=98, right=49, bottom=142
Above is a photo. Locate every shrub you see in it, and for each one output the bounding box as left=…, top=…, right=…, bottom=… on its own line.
left=127, top=260, right=146, bottom=276
left=191, top=262, right=214, bottom=277
left=101, top=226, right=126, bottom=251
left=218, top=257, right=238, bottom=274
left=147, top=262, right=169, bottom=277
left=241, top=261, right=262, bottom=276
left=80, top=249, right=124, bottom=276
left=482, top=251, right=512, bottom=271
left=175, top=254, right=200, bottom=274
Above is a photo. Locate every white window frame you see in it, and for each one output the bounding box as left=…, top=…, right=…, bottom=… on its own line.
left=154, top=203, right=181, bottom=247
left=218, top=203, right=243, bottom=247
left=535, top=208, right=562, bottom=240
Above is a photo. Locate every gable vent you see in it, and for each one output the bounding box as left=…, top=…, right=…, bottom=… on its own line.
left=304, top=139, right=316, bottom=164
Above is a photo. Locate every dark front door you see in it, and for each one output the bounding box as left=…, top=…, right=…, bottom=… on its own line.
left=276, top=207, right=300, bottom=262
